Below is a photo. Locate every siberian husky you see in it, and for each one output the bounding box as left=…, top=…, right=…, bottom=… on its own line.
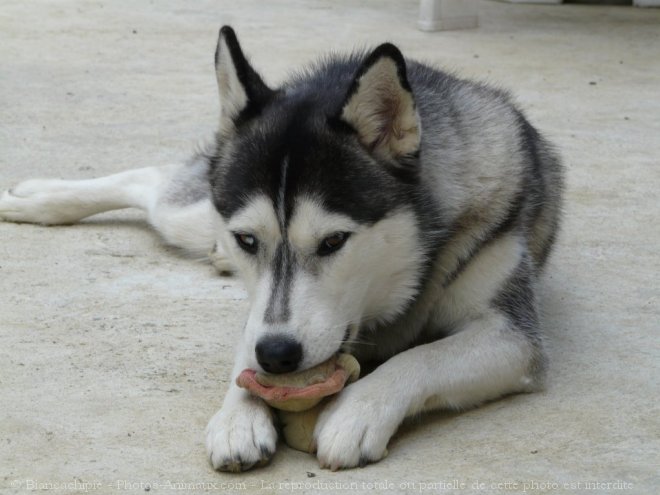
left=0, top=26, right=563, bottom=471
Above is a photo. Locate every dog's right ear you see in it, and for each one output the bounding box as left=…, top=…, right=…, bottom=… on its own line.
left=215, top=26, right=274, bottom=134
left=335, top=43, right=420, bottom=162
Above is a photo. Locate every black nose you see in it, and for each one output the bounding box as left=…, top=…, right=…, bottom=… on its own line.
left=255, top=335, right=303, bottom=374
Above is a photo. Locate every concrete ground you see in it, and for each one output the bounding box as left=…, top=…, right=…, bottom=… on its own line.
left=1, top=1, right=659, bottom=493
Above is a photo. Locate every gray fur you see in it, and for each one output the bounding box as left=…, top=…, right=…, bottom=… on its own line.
left=0, top=29, right=564, bottom=471
left=152, top=38, right=564, bottom=381
left=207, top=48, right=563, bottom=370
left=161, top=153, right=212, bottom=207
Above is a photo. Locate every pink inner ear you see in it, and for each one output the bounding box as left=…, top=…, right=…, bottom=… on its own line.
left=236, top=367, right=350, bottom=402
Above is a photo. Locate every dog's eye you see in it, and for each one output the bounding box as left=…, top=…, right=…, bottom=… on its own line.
left=317, top=232, right=351, bottom=256
left=234, top=233, right=258, bottom=254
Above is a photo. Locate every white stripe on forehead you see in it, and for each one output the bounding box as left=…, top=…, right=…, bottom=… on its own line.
left=226, top=195, right=281, bottom=243
left=288, top=196, right=360, bottom=253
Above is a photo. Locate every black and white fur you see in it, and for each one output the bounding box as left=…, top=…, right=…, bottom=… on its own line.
left=0, top=27, right=563, bottom=471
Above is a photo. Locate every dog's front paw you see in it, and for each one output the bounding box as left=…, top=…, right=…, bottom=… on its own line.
left=205, top=396, right=277, bottom=472
left=313, top=383, right=405, bottom=470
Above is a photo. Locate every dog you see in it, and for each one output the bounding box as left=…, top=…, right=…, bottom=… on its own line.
left=0, top=26, right=563, bottom=472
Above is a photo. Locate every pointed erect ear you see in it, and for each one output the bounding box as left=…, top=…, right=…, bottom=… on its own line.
left=215, top=26, right=274, bottom=134
left=338, top=43, right=421, bottom=160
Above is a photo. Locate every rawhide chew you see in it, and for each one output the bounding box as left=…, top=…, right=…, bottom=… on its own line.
left=236, top=353, right=360, bottom=412
left=236, top=354, right=360, bottom=453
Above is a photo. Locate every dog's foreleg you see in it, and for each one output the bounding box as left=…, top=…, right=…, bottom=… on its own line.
left=205, top=345, right=278, bottom=472
left=0, top=166, right=175, bottom=225
left=313, top=309, right=542, bottom=470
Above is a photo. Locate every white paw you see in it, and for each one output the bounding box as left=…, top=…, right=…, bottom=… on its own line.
left=0, top=186, right=38, bottom=223
left=8, top=178, right=64, bottom=197
left=205, top=396, right=277, bottom=472
left=208, top=243, right=235, bottom=275
left=313, top=380, right=404, bottom=470
left=0, top=179, right=78, bottom=224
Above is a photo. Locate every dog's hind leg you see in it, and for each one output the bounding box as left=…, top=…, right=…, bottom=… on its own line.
left=0, top=165, right=175, bottom=225
left=0, top=158, right=231, bottom=268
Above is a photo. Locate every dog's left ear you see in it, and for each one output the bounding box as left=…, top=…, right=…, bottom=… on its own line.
left=215, top=26, right=274, bottom=134
left=337, top=43, right=421, bottom=160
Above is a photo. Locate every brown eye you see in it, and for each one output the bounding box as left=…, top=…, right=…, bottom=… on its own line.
left=234, top=233, right=258, bottom=254
left=317, top=232, right=351, bottom=256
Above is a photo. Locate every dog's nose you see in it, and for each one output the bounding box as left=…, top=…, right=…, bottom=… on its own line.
left=255, top=335, right=303, bottom=374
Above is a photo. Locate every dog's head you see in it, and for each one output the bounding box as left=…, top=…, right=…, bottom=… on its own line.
left=210, top=27, right=432, bottom=373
